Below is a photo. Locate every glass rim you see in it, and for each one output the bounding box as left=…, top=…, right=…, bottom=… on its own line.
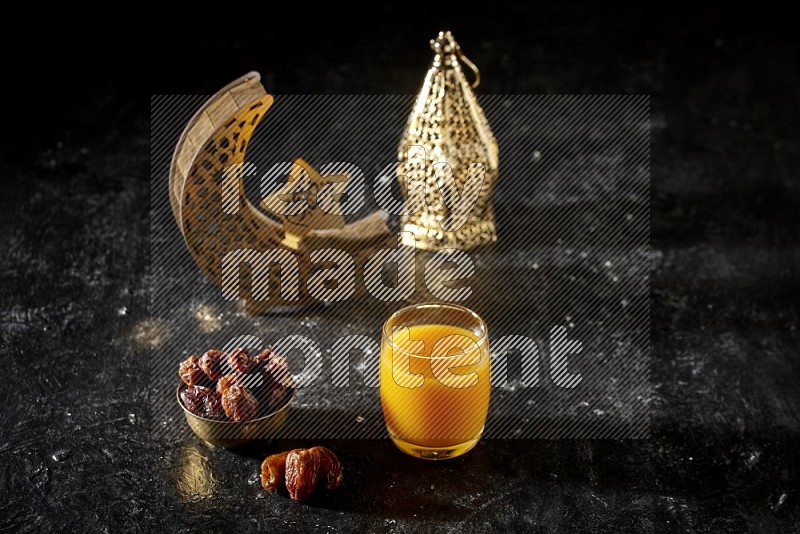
left=382, top=302, right=489, bottom=355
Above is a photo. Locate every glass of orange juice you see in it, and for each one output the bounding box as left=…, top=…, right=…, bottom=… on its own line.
left=380, top=303, right=491, bottom=459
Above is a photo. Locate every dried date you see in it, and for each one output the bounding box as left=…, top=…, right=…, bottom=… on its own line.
left=221, top=384, right=259, bottom=421
left=180, top=385, right=225, bottom=420
left=178, top=355, right=205, bottom=386
left=227, top=348, right=250, bottom=373
left=251, top=348, right=274, bottom=368
left=202, top=389, right=225, bottom=420
left=285, top=448, right=320, bottom=502
left=216, top=373, right=244, bottom=395
left=180, top=385, right=212, bottom=415
left=265, top=446, right=343, bottom=501
left=260, top=450, right=292, bottom=490
left=312, top=446, right=343, bottom=490
left=199, top=349, right=225, bottom=381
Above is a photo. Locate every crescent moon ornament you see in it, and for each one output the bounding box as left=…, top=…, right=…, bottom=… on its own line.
left=169, top=72, right=394, bottom=314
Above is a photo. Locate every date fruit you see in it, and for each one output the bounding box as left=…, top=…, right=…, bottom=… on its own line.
left=313, top=446, right=343, bottom=491
left=227, top=348, right=250, bottom=373
left=180, top=385, right=224, bottom=420
left=180, top=385, right=212, bottom=414
left=285, top=448, right=320, bottom=502
left=221, top=384, right=259, bottom=421
left=178, top=355, right=205, bottom=386
left=202, top=389, right=226, bottom=420
left=251, top=348, right=274, bottom=368
left=260, top=450, right=292, bottom=490
left=216, top=373, right=244, bottom=395
left=263, top=446, right=343, bottom=501
left=199, top=349, right=225, bottom=381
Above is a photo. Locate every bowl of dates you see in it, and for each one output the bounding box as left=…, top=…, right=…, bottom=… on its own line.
left=177, top=348, right=295, bottom=447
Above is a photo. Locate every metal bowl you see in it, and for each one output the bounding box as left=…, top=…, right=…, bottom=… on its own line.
left=177, top=383, right=295, bottom=448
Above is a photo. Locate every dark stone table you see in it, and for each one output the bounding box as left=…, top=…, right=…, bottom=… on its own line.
left=1, top=7, right=798, bottom=533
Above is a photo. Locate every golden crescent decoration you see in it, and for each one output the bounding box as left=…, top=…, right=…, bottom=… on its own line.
left=169, top=72, right=394, bottom=313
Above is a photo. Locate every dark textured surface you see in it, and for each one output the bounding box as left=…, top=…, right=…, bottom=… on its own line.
left=2, top=7, right=799, bottom=533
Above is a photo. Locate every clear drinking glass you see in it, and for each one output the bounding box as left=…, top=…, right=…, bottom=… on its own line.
left=380, top=303, right=491, bottom=459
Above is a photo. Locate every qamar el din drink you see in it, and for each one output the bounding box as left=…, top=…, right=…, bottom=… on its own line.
left=380, top=303, right=491, bottom=459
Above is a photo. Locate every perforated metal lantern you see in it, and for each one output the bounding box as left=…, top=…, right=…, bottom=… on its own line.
left=398, top=31, right=499, bottom=251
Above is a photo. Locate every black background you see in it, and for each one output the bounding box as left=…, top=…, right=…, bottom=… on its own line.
left=1, top=4, right=798, bottom=532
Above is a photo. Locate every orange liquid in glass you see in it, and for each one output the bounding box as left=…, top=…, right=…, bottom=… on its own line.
left=380, top=324, right=491, bottom=450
